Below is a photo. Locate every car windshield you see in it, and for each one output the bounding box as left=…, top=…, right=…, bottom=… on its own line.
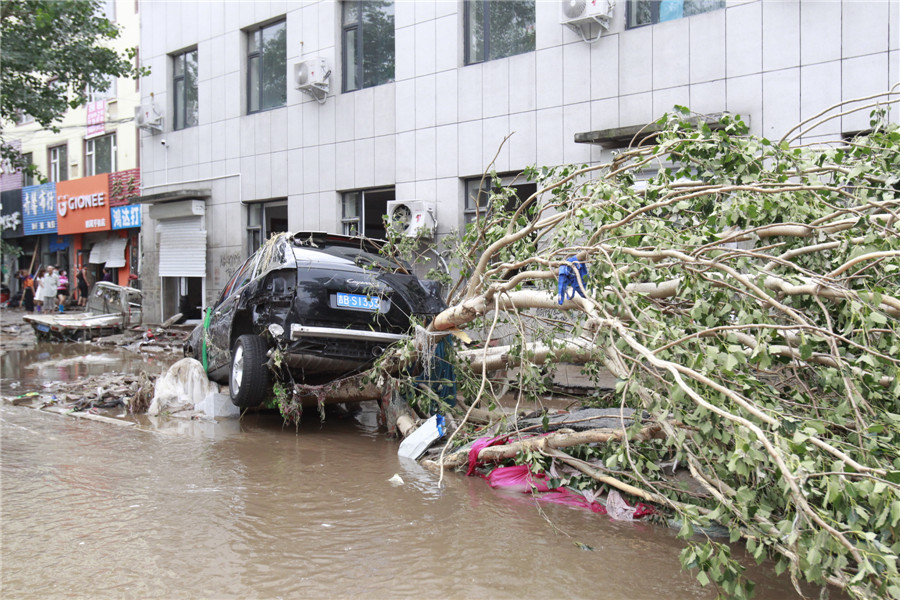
left=86, top=285, right=122, bottom=313
left=292, top=245, right=409, bottom=272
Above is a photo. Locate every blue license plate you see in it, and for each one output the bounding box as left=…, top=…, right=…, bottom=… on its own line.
left=336, top=292, right=380, bottom=312
left=35, top=324, right=50, bottom=332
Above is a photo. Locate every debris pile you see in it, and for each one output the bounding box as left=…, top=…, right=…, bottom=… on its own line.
left=6, top=371, right=160, bottom=415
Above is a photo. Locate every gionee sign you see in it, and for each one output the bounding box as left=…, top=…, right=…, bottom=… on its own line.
left=56, top=174, right=111, bottom=235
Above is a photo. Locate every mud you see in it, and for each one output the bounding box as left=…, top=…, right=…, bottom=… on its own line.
left=0, top=399, right=808, bottom=599
left=0, top=308, right=808, bottom=598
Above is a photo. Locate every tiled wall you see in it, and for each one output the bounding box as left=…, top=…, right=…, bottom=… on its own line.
left=138, top=0, right=899, bottom=308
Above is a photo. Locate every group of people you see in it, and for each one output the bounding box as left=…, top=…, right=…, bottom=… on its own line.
left=20, top=266, right=91, bottom=313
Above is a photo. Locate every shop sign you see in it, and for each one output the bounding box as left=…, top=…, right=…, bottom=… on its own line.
left=22, top=182, right=57, bottom=235
left=1, top=189, right=24, bottom=238
left=109, top=168, right=140, bottom=206
left=56, top=174, right=111, bottom=235
left=49, top=235, right=71, bottom=251
left=86, top=100, right=106, bottom=138
left=111, top=204, right=141, bottom=230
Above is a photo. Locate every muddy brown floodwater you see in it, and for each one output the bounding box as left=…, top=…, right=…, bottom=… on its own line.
left=1, top=344, right=805, bottom=599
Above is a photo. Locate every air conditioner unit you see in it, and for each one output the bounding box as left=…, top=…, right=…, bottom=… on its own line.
left=135, top=102, right=163, bottom=133
left=386, top=200, right=436, bottom=238
left=561, top=0, right=615, bottom=42
left=294, top=57, right=330, bottom=102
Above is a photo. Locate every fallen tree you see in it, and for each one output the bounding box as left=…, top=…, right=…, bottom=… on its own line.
left=380, top=93, right=900, bottom=600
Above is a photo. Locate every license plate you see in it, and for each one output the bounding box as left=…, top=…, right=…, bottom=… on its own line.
left=35, top=324, right=50, bottom=332
left=336, top=292, right=380, bottom=312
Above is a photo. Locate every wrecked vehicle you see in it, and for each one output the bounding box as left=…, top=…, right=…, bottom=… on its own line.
left=23, top=282, right=143, bottom=341
left=184, top=232, right=445, bottom=408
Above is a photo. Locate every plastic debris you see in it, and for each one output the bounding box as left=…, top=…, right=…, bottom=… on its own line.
left=397, top=414, right=445, bottom=460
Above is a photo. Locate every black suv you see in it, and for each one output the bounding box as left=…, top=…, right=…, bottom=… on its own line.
left=185, top=232, right=444, bottom=408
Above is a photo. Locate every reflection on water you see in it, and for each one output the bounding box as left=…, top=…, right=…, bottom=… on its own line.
left=1, top=398, right=805, bottom=600
left=0, top=342, right=176, bottom=397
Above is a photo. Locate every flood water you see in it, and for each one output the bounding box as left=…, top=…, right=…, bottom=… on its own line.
left=1, top=344, right=805, bottom=599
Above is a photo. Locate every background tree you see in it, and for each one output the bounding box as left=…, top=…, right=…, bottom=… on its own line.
left=0, top=0, right=144, bottom=173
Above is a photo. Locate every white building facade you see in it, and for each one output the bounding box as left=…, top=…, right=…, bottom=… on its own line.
left=136, top=0, right=899, bottom=323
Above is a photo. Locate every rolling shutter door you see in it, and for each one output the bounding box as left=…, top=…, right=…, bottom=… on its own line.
left=157, top=216, right=206, bottom=277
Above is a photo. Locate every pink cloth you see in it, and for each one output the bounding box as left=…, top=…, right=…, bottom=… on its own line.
left=466, top=436, right=656, bottom=517
left=466, top=435, right=509, bottom=476
left=486, top=465, right=607, bottom=514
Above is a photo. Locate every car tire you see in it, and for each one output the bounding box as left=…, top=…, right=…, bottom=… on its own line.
left=229, top=334, right=270, bottom=408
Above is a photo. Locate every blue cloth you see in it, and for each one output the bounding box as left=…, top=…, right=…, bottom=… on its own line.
left=415, top=337, right=457, bottom=411
left=558, top=257, right=589, bottom=305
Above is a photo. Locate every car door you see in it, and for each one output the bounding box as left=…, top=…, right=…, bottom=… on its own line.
left=206, top=255, right=258, bottom=373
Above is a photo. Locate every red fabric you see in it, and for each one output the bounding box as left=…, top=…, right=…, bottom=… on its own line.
left=466, top=436, right=653, bottom=518
left=466, top=435, right=508, bottom=476
left=486, top=465, right=607, bottom=514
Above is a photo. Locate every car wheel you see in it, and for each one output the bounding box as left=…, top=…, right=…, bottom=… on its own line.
left=229, top=334, right=270, bottom=408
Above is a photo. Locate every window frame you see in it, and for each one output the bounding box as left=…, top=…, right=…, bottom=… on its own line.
left=625, top=0, right=726, bottom=30
left=464, top=173, right=535, bottom=225
left=464, top=0, right=535, bottom=66
left=87, top=75, right=118, bottom=103
left=341, top=187, right=394, bottom=238
left=85, top=133, right=117, bottom=176
left=246, top=19, right=287, bottom=115
left=246, top=199, right=288, bottom=255
left=341, top=191, right=361, bottom=236
left=341, top=1, right=396, bottom=93
left=22, top=153, right=34, bottom=187
left=48, top=144, right=68, bottom=182
left=172, top=47, right=199, bottom=131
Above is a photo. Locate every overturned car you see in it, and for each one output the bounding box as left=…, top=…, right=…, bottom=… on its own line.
left=184, top=232, right=445, bottom=408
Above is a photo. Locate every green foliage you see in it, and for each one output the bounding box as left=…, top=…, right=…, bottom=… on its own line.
left=425, top=102, right=900, bottom=599
left=1, top=0, right=148, bottom=171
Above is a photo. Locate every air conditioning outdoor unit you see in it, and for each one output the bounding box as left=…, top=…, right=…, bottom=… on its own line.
left=561, top=0, right=615, bottom=43
left=294, top=57, right=330, bottom=103
left=135, top=101, right=163, bottom=133
left=386, top=200, right=436, bottom=238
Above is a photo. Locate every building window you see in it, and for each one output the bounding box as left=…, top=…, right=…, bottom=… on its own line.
left=49, top=145, right=68, bottom=182
left=173, top=48, right=198, bottom=130
left=342, top=1, right=395, bottom=93
left=626, top=0, right=725, bottom=29
left=87, top=74, right=117, bottom=102
left=22, top=152, right=34, bottom=187
left=464, top=0, right=535, bottom=65
left=100, top=0, right=116, bottom=22
left=341, top=188, right=394, bottom=239
left=247, top=20, right=286, bottom=114
left=85, top=133, right=116, bottom=176
left=247, top=200, right=288, bottom=255
left=464, top=175, right=536, bottom=224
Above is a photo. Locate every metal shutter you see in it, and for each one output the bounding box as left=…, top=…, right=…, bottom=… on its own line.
left=156, top=216, right=206, bottom=278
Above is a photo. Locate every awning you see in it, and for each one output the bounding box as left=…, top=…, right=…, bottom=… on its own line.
left=574, top=112, right=731, bottom=149
left=89, top=237, right=128, bottom=268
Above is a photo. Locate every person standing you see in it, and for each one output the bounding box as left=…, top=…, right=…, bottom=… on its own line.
left=57, top=270, right=69, bottom=311
left=76, top=266, right=90, bottom=307
left=42, top=266, right=60, bottom=312
left=22, top=271, right=35, bottom=313
left=34, top=267, right=46, bottom=313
